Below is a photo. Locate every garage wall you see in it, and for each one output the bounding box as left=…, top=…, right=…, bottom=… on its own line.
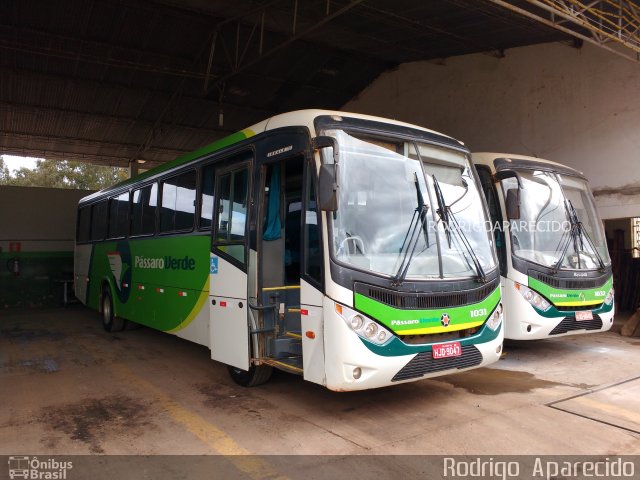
left=0, top=186, right=92, bottom=308
left=343, top=42, right=640, bottom=219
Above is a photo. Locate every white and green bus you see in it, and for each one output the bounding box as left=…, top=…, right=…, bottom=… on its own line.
left=473, top=153, right=614, bottom=340
left=75, top=110, right=503, bottom=391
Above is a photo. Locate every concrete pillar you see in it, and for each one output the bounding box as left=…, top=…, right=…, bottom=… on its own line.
left=128, top=160, right=139, bottom=178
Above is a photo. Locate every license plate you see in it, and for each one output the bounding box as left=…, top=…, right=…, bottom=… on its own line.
left=575, top=310, right=593, bottom=321
left=432, top=342, right=462, bottom=359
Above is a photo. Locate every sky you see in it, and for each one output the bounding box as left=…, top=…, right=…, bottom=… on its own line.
left=1, top=155, right=41, bottom=173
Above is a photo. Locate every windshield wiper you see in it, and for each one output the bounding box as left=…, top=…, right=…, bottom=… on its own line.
left=391, top=173, right=430, bottom=286
left=552, top=199, right=581, bottom=273
left=552, top=198, right=606, bottom=273
left=432, top=174, right=487, bottom=283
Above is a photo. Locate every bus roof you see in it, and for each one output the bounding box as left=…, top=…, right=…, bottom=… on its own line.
left=79, top=109, right=462, bottom=205
left=471, top=152, right=585, bottom=177
left=252, top=109, right=459, bottom=139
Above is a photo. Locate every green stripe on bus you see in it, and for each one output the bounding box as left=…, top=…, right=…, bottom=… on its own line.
left=360, top=321, right=501, bottom=357
left=166, top=276, right=210, bottom=333
left=83, top=129, right=255, bottom=199
left=528, top=275, right=612, bottom=308
left=354, top=286, right=500, bottom=335
left=86, top=235, right=211, bottom=330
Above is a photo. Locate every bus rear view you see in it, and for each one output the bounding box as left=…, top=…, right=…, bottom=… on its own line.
left=473, top=153, right=614, bottom=340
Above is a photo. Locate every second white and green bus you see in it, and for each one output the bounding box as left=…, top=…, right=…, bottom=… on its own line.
left=473, top=153, right=614, bottom=340
left=75, top=110, right=504, bottom=391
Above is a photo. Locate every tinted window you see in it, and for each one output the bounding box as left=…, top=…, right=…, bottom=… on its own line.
left=200, top=164, right=215, bottom=229
left=131, top=183, right=157, bottom=236
left=304, top=164, right=322, bottom=284
left=476, top=165, right=507, bottom=274
left=90, top=200, right=108, bottom=241
left=77, top=206, right=91, bottom=242
left=160, top=170, right=196, bottom=233
left=108, top=192, right=129, bottom=238
left=215, top=167, right=249, bottom=264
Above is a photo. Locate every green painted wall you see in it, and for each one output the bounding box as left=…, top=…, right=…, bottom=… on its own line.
left=0, top=252, right=74, bottom=308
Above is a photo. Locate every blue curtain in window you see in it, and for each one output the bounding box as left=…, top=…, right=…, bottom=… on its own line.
left=263, top=165, right=282, bottom=240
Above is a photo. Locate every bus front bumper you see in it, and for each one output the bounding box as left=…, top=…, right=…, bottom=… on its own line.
left=323, top=302, right=504, bottom=391
left=503, top=284, right=615, bottom=340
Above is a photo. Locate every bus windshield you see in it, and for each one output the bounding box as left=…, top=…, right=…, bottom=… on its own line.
left=325, top=129, right=496, bottom=280
left=501, top=170, right=610, bottom=270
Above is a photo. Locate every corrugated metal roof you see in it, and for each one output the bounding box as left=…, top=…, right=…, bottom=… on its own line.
left=0, top=0, right=570, bottom=168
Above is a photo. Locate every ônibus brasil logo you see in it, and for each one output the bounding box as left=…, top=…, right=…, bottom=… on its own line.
left=8, top=456, right=73, bottom=479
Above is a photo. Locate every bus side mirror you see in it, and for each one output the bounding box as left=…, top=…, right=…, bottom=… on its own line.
left=505, top=188, right=520, bottom=220
left=318, top=164, right=338, bottom=212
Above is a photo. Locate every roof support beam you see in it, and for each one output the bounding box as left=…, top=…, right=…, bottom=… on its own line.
left=132, top=0, right=365, bottom=165
left=0, top=24, right=202, bottom=79
left=204, top=0, right=366, bottom=94
left=489, top=0, right=640, bottom=61
left=0, top=130, right=186, bottom=168
left=0, top=101, right=227, bottom=138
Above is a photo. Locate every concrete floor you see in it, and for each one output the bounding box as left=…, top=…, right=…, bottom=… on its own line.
left=1, top=306, right=639, bottom=461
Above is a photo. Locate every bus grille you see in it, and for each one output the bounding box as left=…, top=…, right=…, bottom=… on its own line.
left=549, top=315, right=603, bottom=335
left=529, top=271, right=610, bottom=290
left=391, top=345, right=483, bottom=382
left=355, top=280, right=498, bottom=310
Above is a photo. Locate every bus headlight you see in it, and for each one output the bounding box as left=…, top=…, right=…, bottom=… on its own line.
left=351, top=315, right=364, bottom=330
left=486, top=303, right=503, bottom=331
left=604, top=288, right=614, bottom=306
left=514, top=283, right=551, bottom=312
left=335, top=303, right=392, bottom=346
left=364, top=322, right=378, bottom=338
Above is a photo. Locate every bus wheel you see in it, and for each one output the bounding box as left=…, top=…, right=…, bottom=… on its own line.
left=102, top=288, right=124, bottom=332
left=227, top=364, right=273, bottom=387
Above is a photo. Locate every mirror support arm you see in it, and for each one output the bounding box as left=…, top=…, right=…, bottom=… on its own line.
left=312, top=136, right=340, bottom=212
left=312, top=136, right=339, bottom=164
left=493, top=169, right=523, bottom=188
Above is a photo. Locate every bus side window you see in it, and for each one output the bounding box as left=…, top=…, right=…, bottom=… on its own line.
left=200, top=164, right=215, bottom=229
left=160, top=177, right=177, bottom=232
left=175, top=172, right=196, bottom=231
left=77, top=206, right=91, bottom=243
left=303, top=162, right=322, bottom=285
left=108, top=192, right=129, bottom=239
left=90, top=200, right=108, bottom=241
left=131, top=183, right=157, bottom=236
left=476, top=165, right=507, bottom=275
left=160, top=170, right=196, bottom=233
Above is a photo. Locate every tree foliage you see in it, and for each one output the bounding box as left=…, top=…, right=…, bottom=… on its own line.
left=0, top=157, right=128, bottom=190
left=0, top=158, right=11, bottom=183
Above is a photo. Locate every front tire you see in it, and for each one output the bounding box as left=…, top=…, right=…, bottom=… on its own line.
left=227, top=364, right=273, bottom=387
left=102, top=287, right=125, bottom=332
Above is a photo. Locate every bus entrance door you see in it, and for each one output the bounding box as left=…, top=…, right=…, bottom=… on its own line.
left=254, top=157, right=304, bottom=374
left=209, top=163, right=251, bottom=370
